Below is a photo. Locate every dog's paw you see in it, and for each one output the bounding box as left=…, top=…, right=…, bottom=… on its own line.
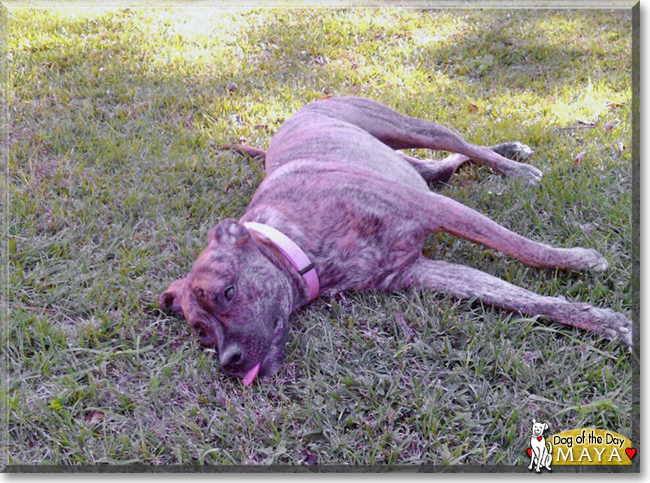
left=513, top=163, right=543, bottom=185
left=492, top=142, right=535, bottom=162
left=491, top=142, right=542, bottom=184
left=573, top=303, right=632, bottom=346
left=583, top=248, right=609, bottom=272
left=598, top=308, right=633, bottom=346
left=565, top=247, right=609, bottom=272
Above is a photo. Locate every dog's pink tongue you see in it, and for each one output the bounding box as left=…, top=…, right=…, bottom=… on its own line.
left=242, top=363, right=261, bottom=387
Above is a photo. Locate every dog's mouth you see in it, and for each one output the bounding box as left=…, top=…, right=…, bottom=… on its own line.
left=221, top=357, right=265, bottom=385
left=235, top=316, right=287, bottom=387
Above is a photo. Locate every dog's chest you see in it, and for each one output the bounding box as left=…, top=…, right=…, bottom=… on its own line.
left=245, top=162, right=430, bottom=291
left=314, top=231, right=423, bottom=293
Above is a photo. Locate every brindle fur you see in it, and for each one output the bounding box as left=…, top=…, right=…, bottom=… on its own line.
left=159, top=97, right=631, bottom=382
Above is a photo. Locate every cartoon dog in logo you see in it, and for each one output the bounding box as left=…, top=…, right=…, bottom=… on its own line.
left=528, top=419, right=553, bottom=472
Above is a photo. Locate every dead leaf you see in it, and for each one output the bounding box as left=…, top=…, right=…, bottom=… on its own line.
left=579, top=222, right=598, bottom=235
left=573, top=151, right=588, bottom=166
left=300, top=449, right=318, bottom=465
left=395, top=311, right=415, bottom=342
left=522, top=351, right=541, bottom=362
left=606, top=101, right=623, bottom=110
left=85, top=411, right=105, bottom=425
left=468, top=102, right=478, bottom=114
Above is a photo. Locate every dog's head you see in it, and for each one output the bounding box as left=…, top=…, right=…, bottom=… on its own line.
left=531, top=419, right=549, bottom=437
left=158, top=219, right=295, bottom=384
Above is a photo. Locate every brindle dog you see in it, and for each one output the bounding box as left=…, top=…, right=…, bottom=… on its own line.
left=158, top=97, right=631, bottom=385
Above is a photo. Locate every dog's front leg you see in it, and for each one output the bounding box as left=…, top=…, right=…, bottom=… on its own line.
left=535, top=448, right=545, bottom=473
left=537, top=448, right=545, bottom=472
left=388, top=257, right=631, bottom=345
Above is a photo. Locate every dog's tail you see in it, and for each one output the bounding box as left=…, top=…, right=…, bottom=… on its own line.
left=220, top=144, right=267, bottom=161
left=547, top=441, right=553, bottom=454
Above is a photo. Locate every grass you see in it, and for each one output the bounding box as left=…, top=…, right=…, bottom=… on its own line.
left=4, top=6, right=635, bottom=467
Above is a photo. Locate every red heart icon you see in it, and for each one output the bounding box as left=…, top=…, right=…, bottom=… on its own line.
left=527, top=448, right=532, bottom=457
left=625, top=448, right=637, bottom=460
left=537, top=436, right=542, bottom=441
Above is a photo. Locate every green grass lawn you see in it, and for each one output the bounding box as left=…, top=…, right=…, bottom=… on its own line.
left=5, top=6, right=635, bottom=467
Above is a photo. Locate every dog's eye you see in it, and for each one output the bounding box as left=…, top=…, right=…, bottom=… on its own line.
left=224, top=286, right=235, bottom=301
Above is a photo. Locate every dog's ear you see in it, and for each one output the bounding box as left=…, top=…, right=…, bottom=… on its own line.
left=544, top=423, right=549, bottom=431
left=158, top=278, right=187, bottom=319
left=209, top=219, right=250, bottom=246
left=532, top=419, right=537, bottom=425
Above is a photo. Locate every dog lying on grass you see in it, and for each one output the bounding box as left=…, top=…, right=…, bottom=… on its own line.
left=159, top=97, right=631, bottom=386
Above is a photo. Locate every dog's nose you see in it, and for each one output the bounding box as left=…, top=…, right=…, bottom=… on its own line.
left=220, top=343, right=244, bottom=370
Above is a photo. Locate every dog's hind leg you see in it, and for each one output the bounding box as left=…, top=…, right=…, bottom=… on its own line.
left=306, top=97, right=542, bottom=184
left=387, top=257, right=632, bottom=345
left=544, top=448, right=553, bottom=471
left=380, top=188, right=632, bottom=344
left=399, top=142, right=535, bottom=184
left=420, top=191, right=609, bottom=272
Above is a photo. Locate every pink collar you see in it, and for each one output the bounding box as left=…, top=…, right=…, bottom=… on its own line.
left=244, top=222, right=319, bottom=302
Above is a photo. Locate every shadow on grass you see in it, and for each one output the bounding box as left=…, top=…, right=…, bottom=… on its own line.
left=16, top=8, right=630, bottom=161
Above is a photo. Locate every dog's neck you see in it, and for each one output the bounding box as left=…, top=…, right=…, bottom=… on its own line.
left=242, top=204, right=321, bottom=304
left=247, top=227, right=314, bottom=310
left=245, top=221, right=318, bottom=298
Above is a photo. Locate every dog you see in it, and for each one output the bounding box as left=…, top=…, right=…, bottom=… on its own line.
left=158, top=97, right=631, bottom=386
left=528, top=419, right=553, bottom=472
